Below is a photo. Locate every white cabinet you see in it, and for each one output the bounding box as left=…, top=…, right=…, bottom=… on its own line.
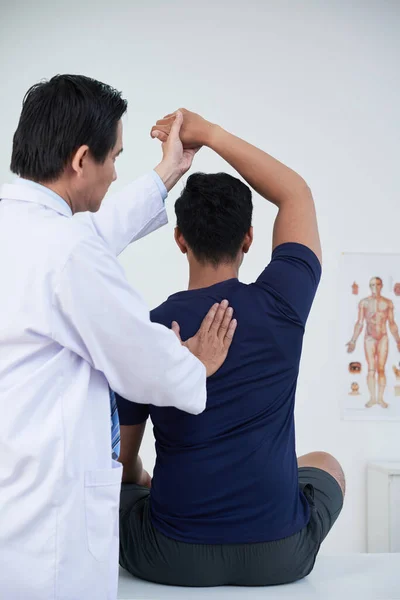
left=367, top=461, right=400, bottom=553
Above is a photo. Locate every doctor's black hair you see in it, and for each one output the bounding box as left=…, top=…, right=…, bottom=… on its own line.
left=175, top=172, right=253, bottom=266
left=10, top=74, right=127, bottom=182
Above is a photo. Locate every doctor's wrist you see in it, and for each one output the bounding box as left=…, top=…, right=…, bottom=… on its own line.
left=154, top=161, right=183, bottom=193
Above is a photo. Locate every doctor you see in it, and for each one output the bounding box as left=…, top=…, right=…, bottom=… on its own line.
left=0, top=74, right=236, bottom=600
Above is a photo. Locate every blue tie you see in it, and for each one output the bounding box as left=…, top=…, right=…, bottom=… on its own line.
left=110, top=389, right=120, bottom=460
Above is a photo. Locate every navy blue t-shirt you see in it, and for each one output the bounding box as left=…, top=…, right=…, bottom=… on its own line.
left=117, top=243, right=321, bottom=544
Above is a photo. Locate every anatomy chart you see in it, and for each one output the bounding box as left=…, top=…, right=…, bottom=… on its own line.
left=340, top=253, right=400, bottom=420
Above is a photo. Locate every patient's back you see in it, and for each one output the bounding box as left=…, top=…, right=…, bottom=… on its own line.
left=118, top=242, right=321, bottom=544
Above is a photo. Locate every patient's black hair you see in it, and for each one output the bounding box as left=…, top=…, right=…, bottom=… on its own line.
left=175, top=173, right=253, bottom=265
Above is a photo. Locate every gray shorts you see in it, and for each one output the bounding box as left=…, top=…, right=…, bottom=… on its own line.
left=119, top=467, right=343, bottom=587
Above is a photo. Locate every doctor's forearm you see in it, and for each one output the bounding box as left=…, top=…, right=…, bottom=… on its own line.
left=154, top=161, right=185, bottom=192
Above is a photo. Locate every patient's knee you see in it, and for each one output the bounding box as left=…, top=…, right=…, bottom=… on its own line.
left=298, top=451, right=346, bottom=496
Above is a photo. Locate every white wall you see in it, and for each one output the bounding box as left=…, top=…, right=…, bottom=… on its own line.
left=1, top=0, right=399, bottom=554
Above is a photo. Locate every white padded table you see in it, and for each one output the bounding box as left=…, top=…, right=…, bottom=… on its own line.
left=118, top=554, right=400, bottom=599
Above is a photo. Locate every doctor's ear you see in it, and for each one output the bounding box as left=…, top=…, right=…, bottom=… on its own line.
left=174, top=227, right=188, bottom=255
left=71, top=145, right=90, bottom=176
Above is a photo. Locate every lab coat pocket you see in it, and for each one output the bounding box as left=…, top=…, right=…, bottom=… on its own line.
left=84, top=461, right=123, bottom=562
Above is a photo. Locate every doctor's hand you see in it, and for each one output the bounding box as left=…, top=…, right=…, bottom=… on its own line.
left=171, top=300, right=237, bottom=377
left=151, top=108, right=216, bottom=149
left=154, top=110, right=201, bottom=192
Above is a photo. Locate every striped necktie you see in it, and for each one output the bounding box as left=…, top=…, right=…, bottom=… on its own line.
left=110, top=389, right=120, bottom=460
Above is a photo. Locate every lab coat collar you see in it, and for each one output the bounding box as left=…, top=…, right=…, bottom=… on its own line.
left=0, top=182, right=73, bottom=217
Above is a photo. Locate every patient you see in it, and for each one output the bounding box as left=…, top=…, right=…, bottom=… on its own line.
left=116, top=109, right=345, bottom=587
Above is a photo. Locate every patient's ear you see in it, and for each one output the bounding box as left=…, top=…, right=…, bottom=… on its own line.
left=174, top=227, right=188, bottom=254
left=242, top=227, right=253, bottom=254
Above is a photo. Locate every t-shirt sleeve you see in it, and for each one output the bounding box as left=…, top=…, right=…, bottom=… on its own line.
left=116, top=393, right=150, bottom=425
left=255, top=242, right=321, bottom=326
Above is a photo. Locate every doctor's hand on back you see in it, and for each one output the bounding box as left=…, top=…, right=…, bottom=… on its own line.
left=172, top=300, right=237, bottom=377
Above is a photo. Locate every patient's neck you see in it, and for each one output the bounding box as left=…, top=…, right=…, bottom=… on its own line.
left=188, top=260, right=239, bottom=291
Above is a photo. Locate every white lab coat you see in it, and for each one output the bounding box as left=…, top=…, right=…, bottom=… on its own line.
left=0, top=175, right=206, bottom=600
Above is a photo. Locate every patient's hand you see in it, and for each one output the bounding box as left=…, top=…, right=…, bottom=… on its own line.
left=151, top=108, right=217, bottom=149
left=154, top=110, right=200, bottom=191
left=171, top=300, right=237, bottom=377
